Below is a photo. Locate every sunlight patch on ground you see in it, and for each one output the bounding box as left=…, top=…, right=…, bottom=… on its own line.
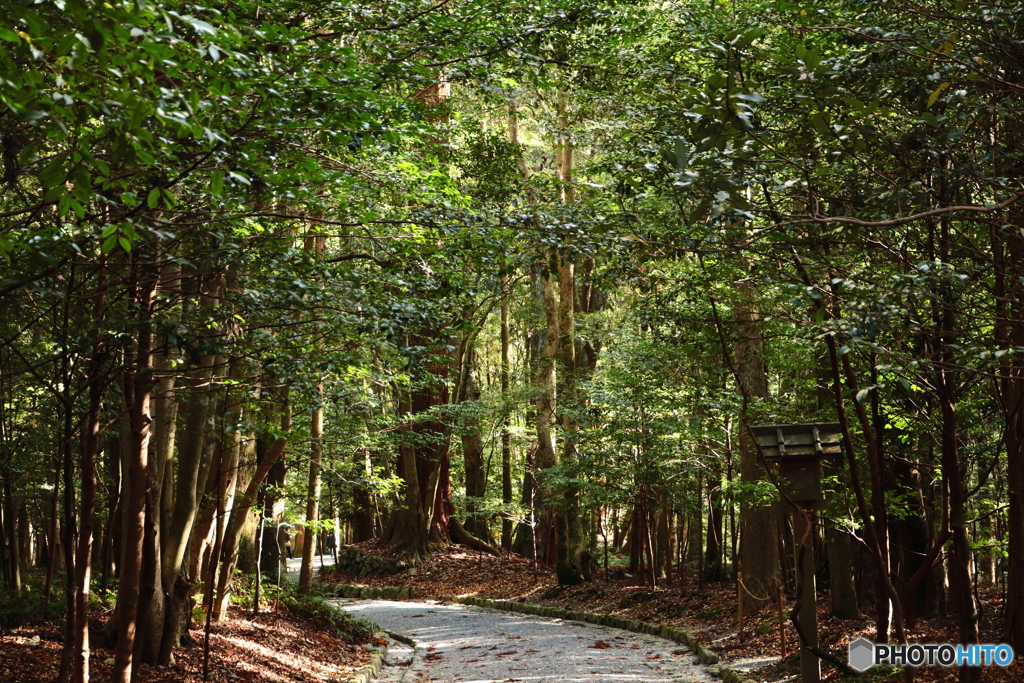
left=730, top=655, right=779, bottom=670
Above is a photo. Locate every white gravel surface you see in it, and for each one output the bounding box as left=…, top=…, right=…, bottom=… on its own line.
left=336, top=598, right=718, bottom=683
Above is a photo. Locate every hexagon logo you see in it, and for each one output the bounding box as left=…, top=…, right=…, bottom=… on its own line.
left=848, top=637, right=875, bottom=672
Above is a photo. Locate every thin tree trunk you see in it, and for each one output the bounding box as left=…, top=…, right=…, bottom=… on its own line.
left=204, top=361, right=245, bottom=611
left=299, top=379, right=323, bottom=596
left=705, top=482, right=723, bottom=583
left=213, top=439, right=287, bottom=618
left=657, top=492, right=670, bottom=582
left=4, top=474, right=22, bottom=594
left=99, top=436, right=120, bottom=596
left=44, top=455, right=59, bottom=602
left=71, top=272, right=108, bottom=683
left=500, top=278, right=513, bottom=550
left=824, top=332, right=908, bottom=644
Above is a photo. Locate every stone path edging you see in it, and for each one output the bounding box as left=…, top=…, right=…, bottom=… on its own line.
left=318, top=583, right=417, bottom=600
left=337, top=631, right=388, bottom=683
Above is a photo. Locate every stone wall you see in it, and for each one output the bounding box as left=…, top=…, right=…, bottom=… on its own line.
left=331, top=545, right=412, bottom=576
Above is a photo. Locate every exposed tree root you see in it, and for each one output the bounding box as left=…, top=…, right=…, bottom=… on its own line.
left=449, top=518, right=501, bottom=556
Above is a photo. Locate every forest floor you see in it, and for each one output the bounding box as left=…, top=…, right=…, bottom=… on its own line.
left=320, top=542, right=1023, bottom=683
left=0, top=591, right=375, bottom=683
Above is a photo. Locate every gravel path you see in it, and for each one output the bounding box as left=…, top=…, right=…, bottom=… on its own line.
left=336, top=599, right=718, bottom=683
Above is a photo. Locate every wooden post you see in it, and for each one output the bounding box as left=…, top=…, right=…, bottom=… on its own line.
left=738, top=571, right=744, bottom=640
left=793, top=509, right=820, bottom=683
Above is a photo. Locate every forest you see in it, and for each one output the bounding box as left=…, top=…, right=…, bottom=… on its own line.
left=1, top=0, right=1023, bottom=682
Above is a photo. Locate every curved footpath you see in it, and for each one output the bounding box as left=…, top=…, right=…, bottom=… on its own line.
left=336, top=598, right=719, bottom=683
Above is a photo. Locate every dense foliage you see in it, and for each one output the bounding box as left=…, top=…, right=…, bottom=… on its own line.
left=3, top=1, right=1024, bottom=682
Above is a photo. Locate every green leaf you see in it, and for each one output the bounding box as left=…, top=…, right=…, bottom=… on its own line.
left=802, top=49, right=821, bottom=70
left=181, top=15, right=216, bottom=36
left=734, top=93, right=766, bottom=104
left=118, top=236, right=131, bottom=252
left=39, top=155, right=66, bottom=189
left=68, top=198, right=85, bottom=219
left=673, top=139, right=689, bottom=169
left=927, top=82, right=950, bottom=108
left=210, top=169, right=224, bottom=197
left=811, top=112, right=830, bottom=135
left=147, top=187, right=161, bottom=208
left=160, top=188, right=177, bottom=208
left=732, top=27, right=765, bottom=49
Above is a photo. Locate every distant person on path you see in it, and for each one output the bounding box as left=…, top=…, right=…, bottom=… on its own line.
left=326, top=533, right=336, bottom=561
left=285, top=535, right=293, bottom=559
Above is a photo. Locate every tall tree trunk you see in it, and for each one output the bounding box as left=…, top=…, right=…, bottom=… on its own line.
left=554, top=259, right=584, bottom=585
left=113, top=265, right=156, bottom=683
left=826, top=527, right=860, bottom=619
left=386, top=390, right=427, bottom=556
left=382, top=336, right=454, bottom=557
left=460, top=345, right=490, bottom=542
left=995, top=203, right=1024, bottom=652
left=511, top=446, right=536, bottom=558
left=351, top=445, right=375, bottom=544
left=533, top=263, right=559, bottom=566
left=157, top=356, right=217, bottom=665
left=258, top=433, right=287, bottom=575
left=733, top=279, right=780, bottom=608
left=934, top=239, right=981, bottom=682
left=200, top=374, right=244, bottom=616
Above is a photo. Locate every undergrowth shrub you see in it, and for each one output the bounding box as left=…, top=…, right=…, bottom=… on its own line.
left=281, top=592, right=376, bottom=642
left=226, top=570, right=376, bottom=642
left=0, top=587, right=67, bottom=628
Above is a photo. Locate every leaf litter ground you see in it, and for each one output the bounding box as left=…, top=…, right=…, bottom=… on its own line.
left=0, top=600, right=373, bottom=683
